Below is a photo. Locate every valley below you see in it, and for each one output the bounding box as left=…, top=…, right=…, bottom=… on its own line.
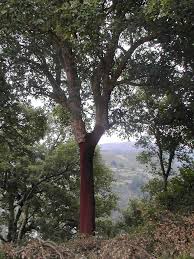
left=100, top=142, right=150, bottom=214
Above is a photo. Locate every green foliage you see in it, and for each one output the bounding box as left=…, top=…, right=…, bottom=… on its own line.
left=142, top=178, right=164, bottom=198
left=0, top=0, right=150, bottom=131
left=176, top=256, right=193, bottom=259
left=157, top=165, right=194, bottom=212
left=0, top=64, right=47, bottom=151
left=0, top=251, right=6, bottom=259
left=0, top=108, right=117, bottom=242
left=120, top=51, right=194, bottom=191
left=117, top=165, right=194, bottom=236
left=95, top=217, right=118, bottom=238
left=122, top=199, right=144, bottom=228
left=52, top=105, right=71, bottom=128
left=0, top=103, right=48, bottom=242
left=141, top=162, right=194, bottom=213
left=145, top=0, right=194, bottom=76
left=146, top=0, right=194, bottom=19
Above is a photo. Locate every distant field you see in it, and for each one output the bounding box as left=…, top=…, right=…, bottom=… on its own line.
left=99, top=142, right=150, bottom=215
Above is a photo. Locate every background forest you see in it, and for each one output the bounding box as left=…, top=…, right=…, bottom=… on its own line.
left=0, top=0, right=194, bottom=258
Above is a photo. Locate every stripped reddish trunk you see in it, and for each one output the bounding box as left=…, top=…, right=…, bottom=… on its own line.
left=78, top=126, right=105, bottom=235
left=79, top=140, right=96, bottom=234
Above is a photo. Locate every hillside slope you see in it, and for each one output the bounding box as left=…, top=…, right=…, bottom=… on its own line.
left=99, top=142, right=149, bottom=210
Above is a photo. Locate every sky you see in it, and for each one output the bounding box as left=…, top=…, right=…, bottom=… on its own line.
left=99, top=133, right=126, bottom=144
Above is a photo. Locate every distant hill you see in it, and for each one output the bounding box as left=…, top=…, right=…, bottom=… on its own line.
left=100, top=142, right=141, bottom=152
left=99, top=142, right=149, bottom=216
left=100, top=142, right=143, bottom=170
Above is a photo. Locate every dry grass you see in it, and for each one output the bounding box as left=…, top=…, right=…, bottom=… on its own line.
left=1, top=212, right=194, bottom=258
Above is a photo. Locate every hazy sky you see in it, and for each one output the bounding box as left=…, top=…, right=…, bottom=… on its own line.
left=99, top=134, right=126, bottom=144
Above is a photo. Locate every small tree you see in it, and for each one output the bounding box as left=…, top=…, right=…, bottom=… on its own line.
left=142, top=162, right=194, bottom=212
left=119, top=50, right=194, bottom=191
left=135, top=89, right=193, bottom=191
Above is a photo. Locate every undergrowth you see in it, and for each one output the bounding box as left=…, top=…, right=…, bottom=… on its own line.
left=0, top=212, right=194, bottom=258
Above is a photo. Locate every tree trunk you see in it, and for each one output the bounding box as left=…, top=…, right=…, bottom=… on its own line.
left=7, top=193, right=15, bottom=242
left=78, top=125, right=105, bottom=235
left=163, top=175, right=168, bottom=192
left=79, top=140, right=96, bottom=235
left=17, top=206, right=29, bottom=243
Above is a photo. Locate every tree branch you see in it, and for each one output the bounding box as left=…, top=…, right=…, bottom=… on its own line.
left=17, top=165, right=70, bottom=206
left=111, top=35, right=155, bottom=87
left=91, top=18, right=125, bottom=103
left=19, top=53, right=69, bottom=108
left=155, top=133, right=166, bottom=177
left=166, top=149, right=175, bottom=177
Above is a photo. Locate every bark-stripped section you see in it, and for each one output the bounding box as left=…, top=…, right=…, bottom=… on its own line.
left=79, top=126, right=105, bottom=234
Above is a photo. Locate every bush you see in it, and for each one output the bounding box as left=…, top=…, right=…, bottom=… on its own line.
left=157, top=166, right=194, bottom=212
left=0, top=251, right=6, bottom=259
left=142, top=164, right=194, bottom=213
left=95, top=217, right=119, bottom=238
